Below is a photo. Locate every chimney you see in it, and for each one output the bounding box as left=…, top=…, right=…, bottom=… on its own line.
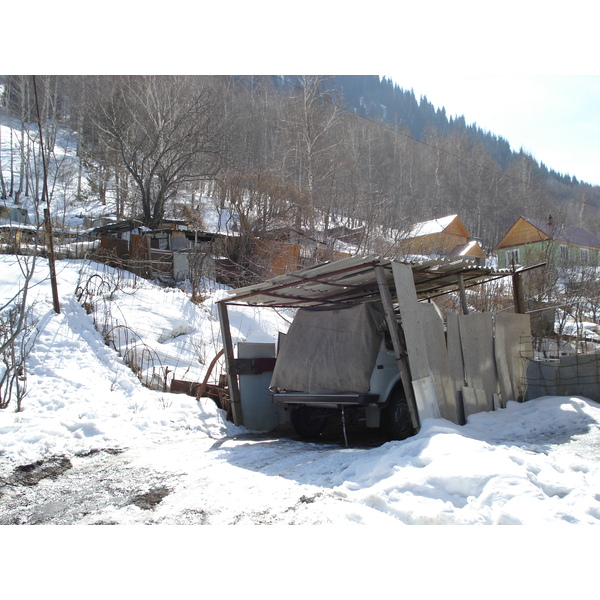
left=548, top=215, right=554, bottom=227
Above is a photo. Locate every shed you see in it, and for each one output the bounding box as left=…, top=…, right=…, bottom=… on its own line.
left=217, top=255, right=533, bottom=436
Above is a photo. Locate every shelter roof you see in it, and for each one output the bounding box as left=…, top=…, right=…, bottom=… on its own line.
left=220, top=255, right=513, bottom=308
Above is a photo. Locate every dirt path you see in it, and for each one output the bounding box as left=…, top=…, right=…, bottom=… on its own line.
left=0, top=430, right=389, bottom=525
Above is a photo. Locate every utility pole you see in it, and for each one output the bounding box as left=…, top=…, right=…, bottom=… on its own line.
left=32, top=75, right=60, bottom=314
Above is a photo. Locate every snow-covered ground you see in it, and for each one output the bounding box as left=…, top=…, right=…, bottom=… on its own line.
left=0, top=251, right=599, bottom=595
left=1, top=253, right=599, bottom=527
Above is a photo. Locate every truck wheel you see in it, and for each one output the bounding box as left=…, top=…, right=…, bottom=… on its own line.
left=382, top=389, right=415, bottom=441
left=291, top=406, right=328, bottom=439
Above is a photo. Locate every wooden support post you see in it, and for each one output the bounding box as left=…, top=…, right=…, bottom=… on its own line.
left=457, top=274, right=469, bottom=315
left=512, top=271, right=526, bottom=314
left=217, top=302, right=244, bottom=426
left=375, top=266, right=420, bottom=431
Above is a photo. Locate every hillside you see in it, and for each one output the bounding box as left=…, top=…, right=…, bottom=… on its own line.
left=334, top=75, right=589, bottom=185
left=1, top=75, right=599, bottom=254
left=1, top=254, right=600, bottom=527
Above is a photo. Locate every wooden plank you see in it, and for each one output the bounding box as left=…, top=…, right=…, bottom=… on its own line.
left=446, top=312, right=467, bottom=425
left=457, top=274, right=469, bottom=315
left=512, top=272, right=526, bottom=314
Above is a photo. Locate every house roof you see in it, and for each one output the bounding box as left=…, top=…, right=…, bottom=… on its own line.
left=89, top=219, right=220, bottom=241
left=90, top=219, right=145, bottom=235
left=495, top=216, right=600, bottom=251
left=446, top=240, right=488, bottom=259
left=405, top=214, right=462, bottom=238
left=220, top=254, right=514, bottom=308
left=524, top=217, right=600, bottom=249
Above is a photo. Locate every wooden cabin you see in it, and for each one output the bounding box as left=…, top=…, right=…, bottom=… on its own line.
left=398, top=215, right=486, bottom=261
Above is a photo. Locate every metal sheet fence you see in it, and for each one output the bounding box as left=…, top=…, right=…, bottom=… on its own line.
left=525, top=353, right=600, bottom=403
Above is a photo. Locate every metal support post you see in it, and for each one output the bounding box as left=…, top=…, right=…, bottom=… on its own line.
left=217, top=302, right=244, bottom=426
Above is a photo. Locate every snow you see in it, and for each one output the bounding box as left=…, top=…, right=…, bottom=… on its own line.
left=1, top=253, right=599, bottom=530
left=406, top=214, right=458, bottom=238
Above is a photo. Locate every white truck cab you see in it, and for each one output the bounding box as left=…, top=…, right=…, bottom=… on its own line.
left=270, top=304, right=414, bottom=440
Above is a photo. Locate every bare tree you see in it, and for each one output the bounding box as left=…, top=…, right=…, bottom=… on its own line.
left=284, top=76, right=342, bottom=234
left=0, top=252, right=40, bottom=411
left=92, top=76, right=224, bottom=228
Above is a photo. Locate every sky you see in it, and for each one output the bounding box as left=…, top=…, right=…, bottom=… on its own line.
left=385, top=74, right=600, bottom=186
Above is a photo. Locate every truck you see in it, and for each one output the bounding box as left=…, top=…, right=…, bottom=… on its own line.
left=268, top=301, right=415, bottom=440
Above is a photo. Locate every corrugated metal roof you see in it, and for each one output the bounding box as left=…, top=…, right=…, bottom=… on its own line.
left=220, top=255, right=513, bottom=308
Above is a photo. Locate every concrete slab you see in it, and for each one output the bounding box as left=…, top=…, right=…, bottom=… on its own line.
left=494, top=313, right=532, bottom=404
left=458, top=312, right=498, bottom=415
left=462, top=386, right=489, bottom=418
left=526, top=354, right=600, bottom=402
left=420, top=302, right=456, bottom=423
left=392, top=262, right=440, bottom=420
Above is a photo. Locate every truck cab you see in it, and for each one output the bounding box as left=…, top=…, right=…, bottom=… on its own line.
left=270, top=303, right=414, bottom=440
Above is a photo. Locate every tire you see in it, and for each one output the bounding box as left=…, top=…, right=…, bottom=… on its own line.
left=291, top=406, right=328, bottom=439
left=381, top=389, right=415, bottom=441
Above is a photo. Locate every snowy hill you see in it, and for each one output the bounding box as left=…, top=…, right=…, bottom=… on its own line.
left=1, top=254, right=600, bottom=528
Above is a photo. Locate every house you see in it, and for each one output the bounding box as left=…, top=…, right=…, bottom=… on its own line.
left=398, top=214, right=487, bottom=262
left=494, top=216, right=600, bottom=269
left=0, top=205, right=37, bottom=251
left=88, top=219, right=223, bottom=280
left=0, top=205, right=31, bottom=225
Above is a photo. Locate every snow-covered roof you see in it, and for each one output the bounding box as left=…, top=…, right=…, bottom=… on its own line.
left=405, top=214, right=458, bottom=238
left=447, top=239, right=487, bottom=258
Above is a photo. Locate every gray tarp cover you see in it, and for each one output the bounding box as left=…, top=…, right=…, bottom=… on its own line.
left=270, top=302, right=385, bottom=394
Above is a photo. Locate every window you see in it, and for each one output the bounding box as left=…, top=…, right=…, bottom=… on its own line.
left=560, top=245, right=569, bottom=261
left=506, top=248, right=520, bottom=266
left=580, top=248, right=590, bottom=264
